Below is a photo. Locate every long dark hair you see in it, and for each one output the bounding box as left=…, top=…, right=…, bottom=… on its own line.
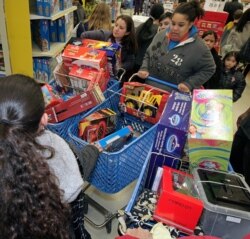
left=111, top=15, right=137, bottom=54
left=174, top=0, right=205, bottom=22
left=235, top=8, right=250, bottom=32
left=0, top=74, right=71, bottom=239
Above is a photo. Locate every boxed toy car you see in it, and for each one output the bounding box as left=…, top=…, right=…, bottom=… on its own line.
left=96, top=126, right=134, bottom=152
left=188, top=90, right=233, bottom=171
left=154, top=166, right=204, bottom=234
left=146, top=91, right=192, bottom=188
left=31, top=19, right=50, bottom=51
left=62, top=44, right=108, bottom=71
left=57, top=12, right=74, bottom=42
left=46, top=85, right=105, bottom=123
left=119, top=82, right=170, bottom=124
left=50, top=20, right=58, bottom=42
left=193, top=168, right=250, bottom=239
left=43, top=0, right=60, bottom=17
left=69, top=66, right=109, bottom=93
left=78, top=108, right=117, bottom=143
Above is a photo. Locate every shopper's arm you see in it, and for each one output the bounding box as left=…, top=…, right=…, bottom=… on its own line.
left=233, top=71, right=246, bottom=102
left=237, top=107, right=250, bottom=128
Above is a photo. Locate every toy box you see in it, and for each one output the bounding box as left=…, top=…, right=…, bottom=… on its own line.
left=119, top=82, right=170, bottom=124
left=78, top=108, right=117, bottom=143
left=96, top=126, right=134, bottom=152
left=46, top=85, right=105, bottom=123
left=145, top=91, right=192, bottom=189
left=57, top=12, right=74, bottom=42
left=50, top=20, right=58, bottom=42
left=193, top=168, right=250, bottom=239
left=62, top=44, right=108, bottom=71
left=154, top=166, right=204, bottom=234
left=31, top=19, right=50, bottom=51
left=188, top=90, right=233, bottom=171
left=59, top=0, right=72, bottom=10
left=41, top=83, right=62, bottom=108
left=43, top=0, right=60, bottom=17
left=36, top=0, right=44, bottom=16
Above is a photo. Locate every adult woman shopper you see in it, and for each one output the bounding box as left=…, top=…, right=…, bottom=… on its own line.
left=138, top=0, right=215, bottom=92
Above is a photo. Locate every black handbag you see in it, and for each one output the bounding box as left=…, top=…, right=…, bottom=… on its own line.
left=238, top=38, right=250, bottom=62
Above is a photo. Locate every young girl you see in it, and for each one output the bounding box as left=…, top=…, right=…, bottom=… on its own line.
left=219, top=51, right=246, bottom=102
left=81, top=15, right=137, bottom=81
left=202, top=30, right=222, bottom=89
left=0, top=74, right=99, bottom=238
left=158, top=12, right=172, bottom=32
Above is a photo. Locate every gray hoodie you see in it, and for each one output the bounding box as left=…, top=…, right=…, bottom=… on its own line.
left=140, top=29, right=216, bottom=91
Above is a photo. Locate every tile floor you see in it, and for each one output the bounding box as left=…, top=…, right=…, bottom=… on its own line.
left=86, top=72, right=250, bottom=239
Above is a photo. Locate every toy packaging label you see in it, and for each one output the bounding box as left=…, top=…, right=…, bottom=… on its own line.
left=62, top=44, right=108, bottom=71
left=78, top=108, right=117, bottom=143
left=146, top=91, right=192, bottom=189
left=119, top=82, right=170, bottom=124
left=96, top=126, right=134, bottom=152
left=154, top=167, right=203, bottom=234
left=188, top=89, right=233, bottom=171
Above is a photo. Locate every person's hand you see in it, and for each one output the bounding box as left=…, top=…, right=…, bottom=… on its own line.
left=137, top=70, right=149, bottom=79
left=92, top=143, right=103, bottom=152
left=237, top=107, right=250, bottom=128
left=178, top=83, right=190, bottom=93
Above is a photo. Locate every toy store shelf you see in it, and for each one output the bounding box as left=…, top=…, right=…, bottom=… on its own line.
left=30, top=6, right=77, bottom=21
left=32, top=42, right=67, bottom=57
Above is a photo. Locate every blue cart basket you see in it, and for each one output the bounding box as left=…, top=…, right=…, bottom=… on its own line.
left=68, top=89, right=158, bottom=194
left=47, top=77, right=121, bottom=142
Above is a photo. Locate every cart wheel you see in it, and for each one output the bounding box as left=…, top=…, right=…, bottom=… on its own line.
left=106, top=221, right=112, bottom=233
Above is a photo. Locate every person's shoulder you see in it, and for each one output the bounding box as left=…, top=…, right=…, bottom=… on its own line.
left=39, top=130, right=67, bottom=147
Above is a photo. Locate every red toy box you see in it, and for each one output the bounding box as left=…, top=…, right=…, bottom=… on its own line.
left=45, top=86, right=105, bottom=123
left=69, top=66, right=109, bottom=93
left=119, top=82, right=170, bottom=124
left=154, top=167, right=204, bottom=234
left=78, top=108, right=117, bottom=143
left=62, top=44, right=108, bottom=71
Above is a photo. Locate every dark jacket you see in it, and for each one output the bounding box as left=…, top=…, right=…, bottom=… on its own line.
left=135, top=22, right=158, bottom=68
left=203, top=48, right=222, bottom=89
left=219, top=67, right=246, bottom=102
left=223, top=1, right=243, bottom=24
left=81, top=30, right=136, bottom=72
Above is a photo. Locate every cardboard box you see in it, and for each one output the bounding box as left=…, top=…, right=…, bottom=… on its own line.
left=145, top=91, right=192, bottom=189
left=43, top=0, right=60, bottom=17
left=78, top=108, right=117, bottom=143
left=57, top=12, right=74, bottom=42
left=154, top=167, right=204, bottom=234
left=62, top=44, right=108, bottom=71
left=120, top=82, right=170, bottom=124
left=188, top=90, right=233, bottom=171
left=45, top=85, right=105, bottom=123
left=50, top=20, right=58, bottom=42
left=193, top=168, right=250, bottom=238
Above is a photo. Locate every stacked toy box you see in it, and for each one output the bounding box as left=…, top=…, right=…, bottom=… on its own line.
left=188, top=89, right=233, bottom=171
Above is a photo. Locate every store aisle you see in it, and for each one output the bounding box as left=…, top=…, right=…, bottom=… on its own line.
left=87, top=71, right=250, bottom=239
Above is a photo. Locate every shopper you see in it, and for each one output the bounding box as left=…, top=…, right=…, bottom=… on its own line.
left=158, top=12, right=173, bottom=32
left=77, top=2, right=112, bottom=37
left=134, top=3, right=164, bottom=72
left=201, top=30, right=222, bottom=89
left=81, top=15, right=137, bottom=82
left=218, top=51, right=246, bottom=102
left=221, top=8, right=250, bottom=57
left=137, top=0, right=215, bottom=92
left=0, top=74, right=71, bottom=238
left=223, top=0, right=243, bottom=24
left=230, top=107, right=250, bottom=186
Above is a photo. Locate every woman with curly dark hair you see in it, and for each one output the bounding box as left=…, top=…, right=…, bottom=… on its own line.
left=0, top=74, right=72, bottom=238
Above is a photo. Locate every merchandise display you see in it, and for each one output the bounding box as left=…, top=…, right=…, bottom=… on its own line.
left=189, top=90, right=233, bottom=171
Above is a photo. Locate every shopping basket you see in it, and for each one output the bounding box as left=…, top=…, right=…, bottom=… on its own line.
left=68, top=89, right=158, bottom=194
left=46, top=67, right=125, bottom=142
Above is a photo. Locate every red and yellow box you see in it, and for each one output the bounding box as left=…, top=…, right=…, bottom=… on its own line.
left=119, top=82, right=170, bottom=124
left=154, top=167, right=204, bottom=234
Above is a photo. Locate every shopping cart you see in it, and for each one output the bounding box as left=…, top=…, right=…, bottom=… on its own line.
left=46, top=68, right=125, bottom=142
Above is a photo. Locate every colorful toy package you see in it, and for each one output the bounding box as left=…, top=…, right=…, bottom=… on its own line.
left=188, top=90, right=233, bottom=171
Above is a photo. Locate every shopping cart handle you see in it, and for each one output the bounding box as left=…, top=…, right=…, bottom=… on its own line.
left=147, top=76, right=179, bottom=90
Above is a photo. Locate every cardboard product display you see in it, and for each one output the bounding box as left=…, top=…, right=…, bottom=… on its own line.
left=78, top=108, right=117, bottom=143
left=154, top=167, right=204, bottom=234
left=195, top=11, right=228, bottom=51
left=193, top=168, right=250, bottom=239
left=62, top=44, right=108, bottom=71
left=45, top=85, right=105, bottom=123
left=146, top=91, right=192, bottom=189
left=188, top=90, right=233, bottom=171
left=119, top=82, right=170, bottom=124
